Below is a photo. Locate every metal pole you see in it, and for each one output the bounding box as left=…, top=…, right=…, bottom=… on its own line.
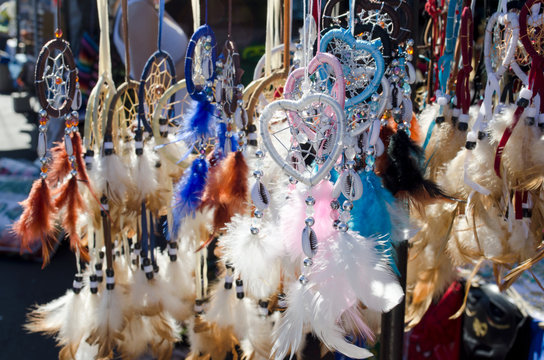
left=379, top=239, right=408, bottom=360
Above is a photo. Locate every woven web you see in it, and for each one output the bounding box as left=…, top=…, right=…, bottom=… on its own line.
left=288, top=63, right=340, bottom=101
left=358, top=9, right=395, bottom=36
left=142, top=57, right=173, bottom=128
left=115, top=86, right=139, bottom=140
left=222, top=49, right=236, bottom=105
left=526, top=5, right=544, bottom=57
left=268, top=100, right=338, bottom=176
left=44, top=48, right=73, bottom=109
left=192, top=37, right=212, bottom=89
left=326, top=37, right=377, bottom=101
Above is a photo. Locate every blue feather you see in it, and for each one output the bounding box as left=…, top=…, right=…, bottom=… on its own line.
left=331, top=169, right=400, bottom=275
left=181, top=100, right=217, bottom=146
left=349, top=171, right=399, bottom=275
left=169, top=157, right=209, bottom=240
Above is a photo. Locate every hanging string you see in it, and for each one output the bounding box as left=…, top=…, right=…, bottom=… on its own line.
left=56, top=0, right=61, bottom=33
left=158, top=0, right=165, bottom=52
left=228, top=0, right=232, bottom=37
left=265, top=0, right=274, bottom=76
left=283, top=0, right=291, bottom=71
left=205, top=0, right=208, bottom=25
left=122, top=0, right=131, bottom=82
left=191, top=0, right=201, bottom=32
left=97, top=0, right=112, bottom=78
left=349, top=0, right=355, bottom=35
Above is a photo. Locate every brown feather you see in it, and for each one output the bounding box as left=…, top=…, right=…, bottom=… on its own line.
left=72, top=132, right=91, bottom=184
left=54, top=177, right=90, bottom=262
left=12, top=178, right=57, bottom=266
left=201, top=152, right=249, bottom=232
left=48, top=141, right=71, bottom=187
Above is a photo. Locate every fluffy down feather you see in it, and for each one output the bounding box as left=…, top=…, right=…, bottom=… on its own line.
left=170, top=158, right=208, bottom=240
left=86, top=285, right=128, bottom=358
left=311, top=231, right=404, bottom=313
left=220, top=214, right=283, bottom=299
left=181, top=100, right=217, bottom=146
left=99, top=152, right=132, bottom=206
left=272, top=281, right=313, bottom=360
left=127, top=144, right=159, bottom=209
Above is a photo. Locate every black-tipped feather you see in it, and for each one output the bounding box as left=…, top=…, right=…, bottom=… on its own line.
left=381, top=129, right=448, bottom=201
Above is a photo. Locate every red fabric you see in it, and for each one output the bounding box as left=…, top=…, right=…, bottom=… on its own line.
left=407, top=281, right=464, bottom=360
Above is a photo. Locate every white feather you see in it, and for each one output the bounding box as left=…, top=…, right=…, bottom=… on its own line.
left=86, top=285, right=127, bottom=355
left=271, top=281, right=312, bottom=360
left=310, top=292, right=373, bottom=359
left=100, top=152, right=132, bottom=204
left=204, top=280, right=237, bottom=328
left=312, top=231, right=404, bottom=313
left=220, top=214, right=283, bottom=299
left=130, top=143, right=159, bottom=202
left=156, top=251, right=195, bottom=321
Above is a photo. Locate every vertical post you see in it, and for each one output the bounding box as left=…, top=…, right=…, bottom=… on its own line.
left=15, top=0, right=21, bottom=50
left=379, top=238, right=408, bottom=360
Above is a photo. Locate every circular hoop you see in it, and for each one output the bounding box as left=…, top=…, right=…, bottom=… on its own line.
left=185, top=24, right=218, bottom=102
left=34, top=38, right=78, bottom=118
left=138, top=50, right=177, bottom=133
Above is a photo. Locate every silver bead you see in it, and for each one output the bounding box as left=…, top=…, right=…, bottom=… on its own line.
left=305, top=217, right=315, bottom=226
left=70, top=169, right=78, bottom=177
left=406, top=54, right=413, bottom=61
left=38, top=124, right=47, bottom=133
left=237, top=99, right=244, bottom=107
left=330, top=199, right=340, bottom=210
left=253, top=170, right=263, bottom=179
left=315, top=156, right=325, bottom=165
left=250, top=226, right=260, bottom=235
left=342, top=201, right=353, bottom=211
left=64, top=127, right=71, bottom=135
left=68, top=155, right=76, bottom=162
left=206, top=95, right=214, bottom=102
left=289, top=176, right=298, bottom=184
left=38, top=109, right=47, bottom=118
left=303, top=258, right=313, bottom=267
left=236, top=84, right=244, bottom=92
left=391, top=75, right=400, bottom=83
left=40, top=171, right=47, bottom=179
left=254, top=210, right=263, bottom=218
left=39, top=157, right=47, bottom=165
left=391, top=59, right=399, bottom=67
left=371, top=93, right=379, bottom=102
left=346, top=160, right=355, bottom=169
left=215, top=60, right=223, bottom=68
left=71, top=111, right=79, bottom=120
left=237, top=131, right=246, bottom=139
left=337, top=222, right=348, bottom=232
left=305, top=196, right=315, bottom=206
left=255, top=149, right=265, bottom=158
left=298, top=274, right=309, bottom=285
left=407, top=39, right=415, bottom=47
left=392, top=108, right=402, bottom=115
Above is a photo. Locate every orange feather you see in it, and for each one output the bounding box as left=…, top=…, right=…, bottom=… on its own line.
left=47, top=141, right=71, bottom=187
left=12, top=178, right=57, bottom=266
left=54, top=176, right=90, bottom=262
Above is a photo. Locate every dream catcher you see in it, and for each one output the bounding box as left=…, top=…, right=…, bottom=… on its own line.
left=84, top=0, right=116, bottom=159
left=13, top=0, right=83, bottom=264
